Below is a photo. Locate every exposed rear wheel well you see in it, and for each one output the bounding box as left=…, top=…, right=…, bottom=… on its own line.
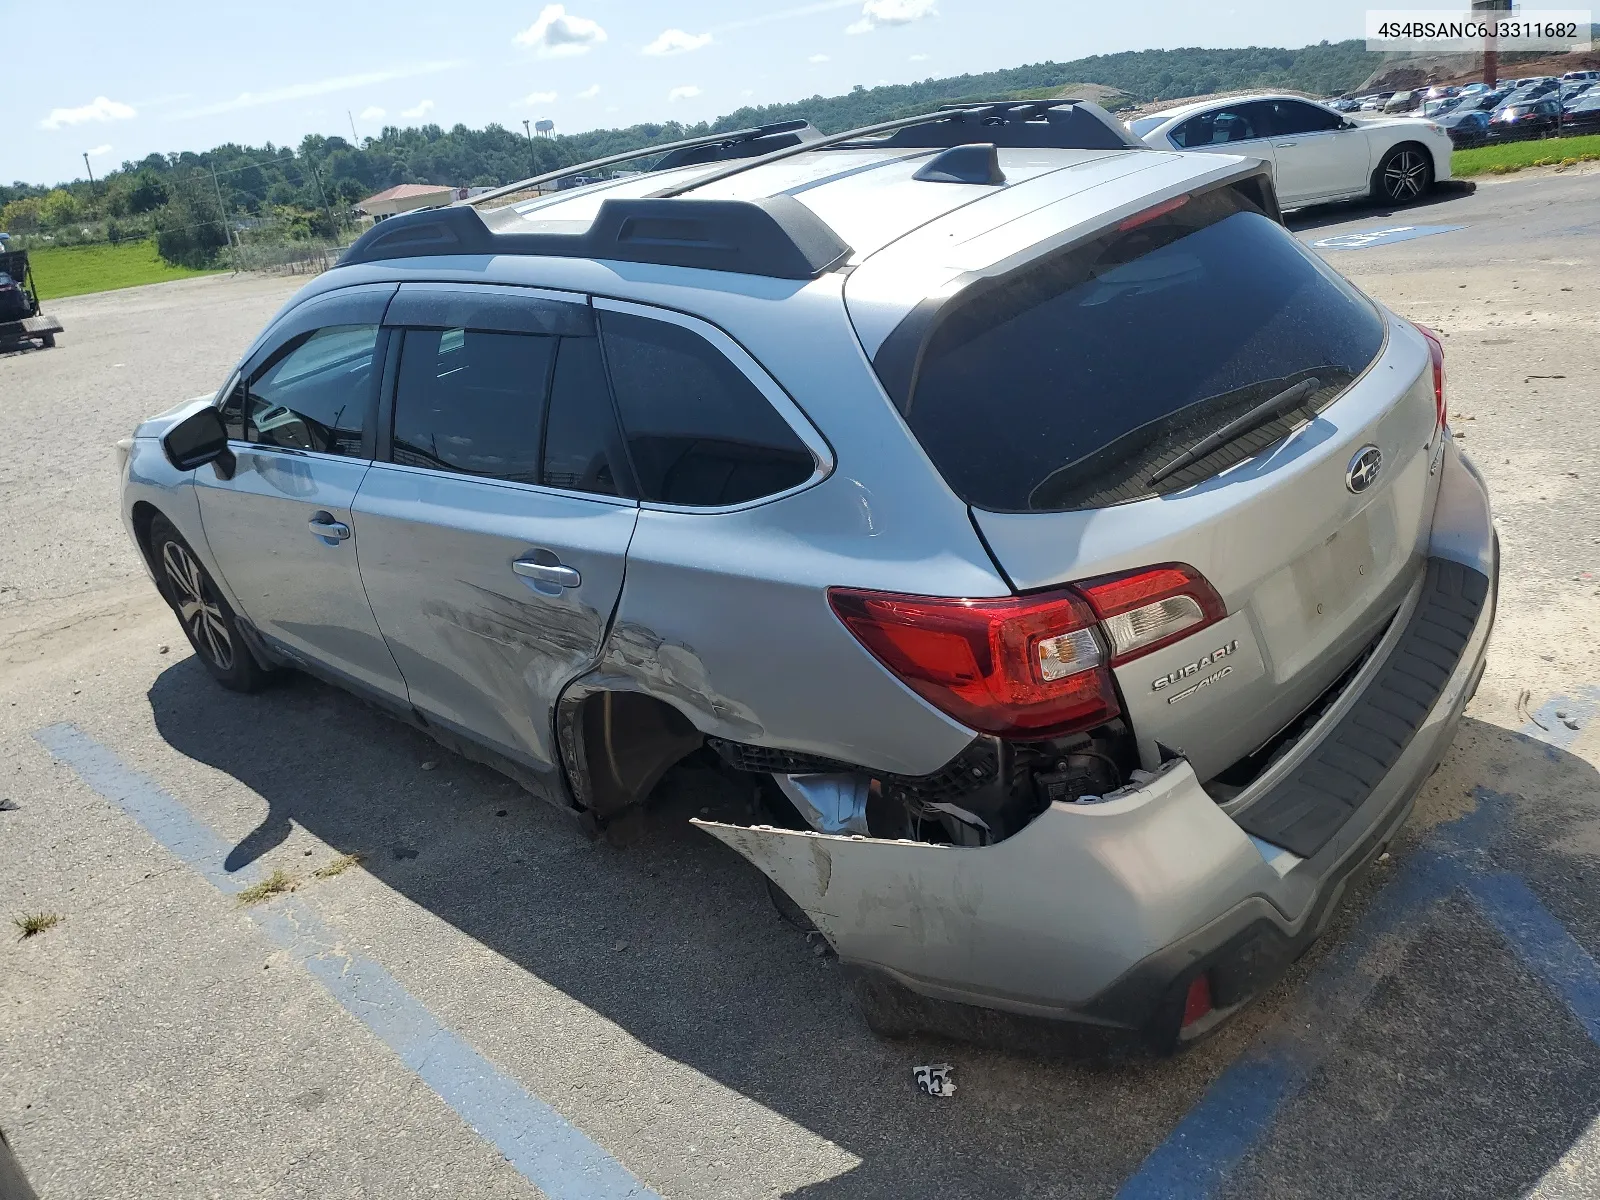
left=558, top=689, right=704, bottom=819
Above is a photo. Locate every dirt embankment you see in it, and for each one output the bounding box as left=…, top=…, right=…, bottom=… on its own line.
left=1361, top=48, right=1600, bottom=92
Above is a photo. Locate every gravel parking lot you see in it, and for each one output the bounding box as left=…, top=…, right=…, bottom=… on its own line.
left=3, top=170, right=1599, bottom=1199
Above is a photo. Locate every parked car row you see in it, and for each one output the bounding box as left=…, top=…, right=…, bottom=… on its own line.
left=1334, top=75, right=1600, bottom=148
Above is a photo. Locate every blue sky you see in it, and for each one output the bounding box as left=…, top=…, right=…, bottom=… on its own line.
left=10, top=0, right=1398, bottom=187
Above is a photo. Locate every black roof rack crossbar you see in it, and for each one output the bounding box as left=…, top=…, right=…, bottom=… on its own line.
left=465, top=119, right=825, bottom=208
left=338, top=193, right=851, bottom=280
left=647, top=99, right=1142, bottom=199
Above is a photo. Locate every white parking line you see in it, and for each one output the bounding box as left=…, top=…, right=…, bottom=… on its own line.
left=33, top=722, right=661, bottom=1200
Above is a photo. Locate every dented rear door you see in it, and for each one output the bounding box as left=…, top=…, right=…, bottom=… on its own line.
left=353, top=287, right=638, bottom=772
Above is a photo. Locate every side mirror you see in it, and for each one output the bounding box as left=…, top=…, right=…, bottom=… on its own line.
left=163, top=407, right=236, bottom=479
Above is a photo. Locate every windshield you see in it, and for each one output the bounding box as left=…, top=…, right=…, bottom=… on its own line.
left=891, top=186, right=1388, bottom=512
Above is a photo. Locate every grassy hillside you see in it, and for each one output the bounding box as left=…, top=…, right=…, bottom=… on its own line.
left=27, top=240, right=222, bottom=300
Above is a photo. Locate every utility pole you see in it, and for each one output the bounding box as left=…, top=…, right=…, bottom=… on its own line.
left=522, top=119, right=536, bottom=178
left=82, top=153, right=96, bottom=188
left=208, top=165, right=235, bottom=249
left=307, top=158, right=339, bottom=241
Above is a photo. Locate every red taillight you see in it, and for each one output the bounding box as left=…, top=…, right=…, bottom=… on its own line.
left=831, top=565, right=1227, bottom=739
left=1075, top=563, right=1226, bottom=665
left=826, top=587, right=1120, bottom=739
left=1415, top=322, right=1447, bottom=430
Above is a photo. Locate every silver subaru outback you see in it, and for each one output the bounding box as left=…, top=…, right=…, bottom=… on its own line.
left=119, top=101, right=1496, bottom=1049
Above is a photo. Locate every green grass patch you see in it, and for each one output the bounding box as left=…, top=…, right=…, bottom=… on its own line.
left=13, top=912, right=61, bottom=939
left=312, top=852, right=365, bottom=880
left=24, top=240, right=223, bottom=301
left=236, top=868, right=296, bottom=906
left=1452, top=134, right=1600, bottom=178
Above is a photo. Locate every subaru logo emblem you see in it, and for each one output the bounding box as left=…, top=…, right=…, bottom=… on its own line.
left=1346, top=445, right=1383, bottom=493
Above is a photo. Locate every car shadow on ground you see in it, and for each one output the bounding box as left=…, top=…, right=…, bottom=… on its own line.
left=147, top=661, right=1600, bottom=1199
left=1284, top=180, right=1479, bottom=235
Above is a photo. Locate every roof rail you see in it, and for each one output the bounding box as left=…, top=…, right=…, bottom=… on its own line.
left=647, top=99, right=1142, bottom=199
left=464, top=120, right=824, bottom=209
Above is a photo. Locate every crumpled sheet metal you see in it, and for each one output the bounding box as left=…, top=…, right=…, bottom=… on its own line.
left=694, top=758, right=1282, bottom=1015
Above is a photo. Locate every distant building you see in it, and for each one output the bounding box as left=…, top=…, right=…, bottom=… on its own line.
left=357, top=184, right=457, bottom=221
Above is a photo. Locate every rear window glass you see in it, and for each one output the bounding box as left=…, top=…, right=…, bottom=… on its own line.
left=896, top=187, right=1387, bottom=512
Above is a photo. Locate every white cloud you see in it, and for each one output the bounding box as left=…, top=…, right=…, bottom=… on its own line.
left=909, top=52, right=929, bottom=61
left=514, top=5, right=607, bottom=58
left=521, top=90, right=558, bottom=105
left=39, top=95, right=136, bottom=131
left=174, top=62, right=460, bottom=119
left=359, top=105, right=386, bottom=120
left=402, top=99, right=435, bottom=119
left=644, top=28, right=712, bottom=55
left=846, top=0, right=937, bottom=34
left=576, top=84, right=601, bottom=99
left=808, top=53, right=830, bottom=62
left=86, top=144, right=112, bottom=157
left=667, top=85, right=702, bottom=102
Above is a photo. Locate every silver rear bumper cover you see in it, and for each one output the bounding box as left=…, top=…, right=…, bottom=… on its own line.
left=696, top=439, right=1496, bottom=1030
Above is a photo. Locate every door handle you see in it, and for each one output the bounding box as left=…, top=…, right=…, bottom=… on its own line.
left=1274, top=141, right=1298, bottom=147
left=512, top=558, right=581, bottom=588
left=308, top=514, right=351, bottom=541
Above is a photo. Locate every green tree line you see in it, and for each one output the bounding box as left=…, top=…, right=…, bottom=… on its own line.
left=2, top=39, right=1384, bottom=269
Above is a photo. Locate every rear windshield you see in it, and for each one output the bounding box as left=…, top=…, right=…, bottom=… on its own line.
left=895, top=186, right=1388, bottom=512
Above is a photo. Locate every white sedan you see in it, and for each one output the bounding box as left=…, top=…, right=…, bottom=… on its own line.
left=1128, top=94, right=1455, bottom=209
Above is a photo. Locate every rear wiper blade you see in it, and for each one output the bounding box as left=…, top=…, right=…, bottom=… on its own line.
left=1147, top=376, right=1322, bottom=488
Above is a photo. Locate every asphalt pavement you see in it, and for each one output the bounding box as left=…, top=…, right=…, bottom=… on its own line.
left=2, top=168, right=1599, bottom=1199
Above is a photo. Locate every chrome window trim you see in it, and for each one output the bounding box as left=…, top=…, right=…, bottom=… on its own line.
left=361, top=458, right=640, bottom=510
left=223, top=440, right=372, bottom=465
left=590, top=295, right=836, bottom=516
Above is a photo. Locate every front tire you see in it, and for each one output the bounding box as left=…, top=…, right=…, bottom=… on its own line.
left=1373, top=144, right=1434, bottom=205
left=148, top=515, right=269, bottom=692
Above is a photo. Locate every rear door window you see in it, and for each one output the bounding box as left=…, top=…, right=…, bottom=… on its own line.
left=889, top=186, right=1388, bottom=512
left=599, top=310, right=815, bottom=507
left=1172, top=103, right=1271, bottom=146
left=392, top=328, right=555, bottom=484
left=542, top=336, right=630, bottom=497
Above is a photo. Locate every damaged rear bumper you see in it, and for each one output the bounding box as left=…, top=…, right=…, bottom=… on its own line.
left=696, top=442, right=1497, bottom=1045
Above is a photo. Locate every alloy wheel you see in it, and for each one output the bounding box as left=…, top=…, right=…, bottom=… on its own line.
left=161, top=540, right=235, bottom=671
left=1383, top=150, right=1429, bottom=202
